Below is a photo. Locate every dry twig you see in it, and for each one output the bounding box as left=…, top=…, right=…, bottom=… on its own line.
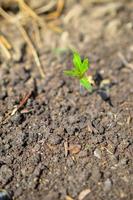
left=0, top=7, right=45, bottom=78
left=16, top=0, right=46, bottom=27
left=18, top=24, right=45, bottom=78
left=0, top=34, right=12, bottom=59
left=36, top=1, right=56, bottom=15
left=45, top=0, right=65, bottom=20
left=0, top=0, right=65, bottom=76
left=17, top=91, right=32, bottom=110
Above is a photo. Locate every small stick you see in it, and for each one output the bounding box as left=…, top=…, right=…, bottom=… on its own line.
left=36, top=1, right=56, bottom=14
left=0, top=7, right=45, bottom=78
left=11, top=91, right=32, bottom=116
left=16, top=0, right=42, bottom=22
left=0, top=35, right=12, bottom=49
left=1, top=92, right=32, bottom=124
left=0, top=7, right=12, bottom=21
left=64, top=140, right=69, bottom=157
left=0, top=35, right=12, bottom=59
left=17, top=91, right=32, bottom=110
left=18, top=24, right=45, bottom=78
left=45, top=0, right=65, bottom=20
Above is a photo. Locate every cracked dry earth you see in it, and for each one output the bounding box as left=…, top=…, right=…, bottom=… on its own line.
left=0, top=0, right=133, bottom=200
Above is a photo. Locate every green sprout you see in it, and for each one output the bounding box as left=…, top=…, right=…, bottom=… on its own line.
left=64, top=51, right=92, bottom=91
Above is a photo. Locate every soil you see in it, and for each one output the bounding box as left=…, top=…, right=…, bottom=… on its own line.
left=0, top=0, right=133, bottom=200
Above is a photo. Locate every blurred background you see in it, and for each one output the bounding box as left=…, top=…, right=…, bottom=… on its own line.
left=0, top=0, right=132, bottom=78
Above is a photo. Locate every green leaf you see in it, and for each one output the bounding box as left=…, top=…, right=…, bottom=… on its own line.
left=64, top=69, right=80, bottom=77
left=73, top=52, right=82, bottom=72
left=82, top=58, right=89, bottom=70
left=64, top=51, right=93, bottom=92
left=81, top=59, right=89, bottom=77
left=80, top=77, right=92, bottom=91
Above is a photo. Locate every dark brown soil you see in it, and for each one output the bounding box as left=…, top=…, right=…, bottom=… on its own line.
left=0, top=1, right=133, bottom=200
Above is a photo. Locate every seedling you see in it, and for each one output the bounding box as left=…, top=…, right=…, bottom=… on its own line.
left=64, top=51, right=92, bottom=91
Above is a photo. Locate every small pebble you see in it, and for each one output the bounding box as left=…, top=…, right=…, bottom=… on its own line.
left=98, top=90, right=110, bottom=101
left=0, top=190, right=11, bottom=200
left=91, top=167, right=101, bottom=182
left=94, top=148, right=102, bottom=159
left=48, top=134, right=62, bottom=145
left=118, top=158, right=128, bottom=166
left=0, top=165, right=13, bottom=185
left=78, top=150, right=88, bottom=158
left=104, top=178, right=112, bottom=192
left=10, top=112, right=23, bottom=125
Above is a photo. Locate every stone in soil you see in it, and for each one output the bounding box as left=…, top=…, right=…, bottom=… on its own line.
left=0, top=165, right=13, bottom=185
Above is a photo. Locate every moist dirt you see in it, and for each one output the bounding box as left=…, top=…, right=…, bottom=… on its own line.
left=0, top=1, right=133, bottom=200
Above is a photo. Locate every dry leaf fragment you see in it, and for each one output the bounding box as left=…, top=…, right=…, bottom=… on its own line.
left=69, top=144, right=81, bottom=154
left=100, top=79, right=111, bottom=88
left=66, top=195, right=74, bottom=200
left=78, top=189, right=91, bottom=200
